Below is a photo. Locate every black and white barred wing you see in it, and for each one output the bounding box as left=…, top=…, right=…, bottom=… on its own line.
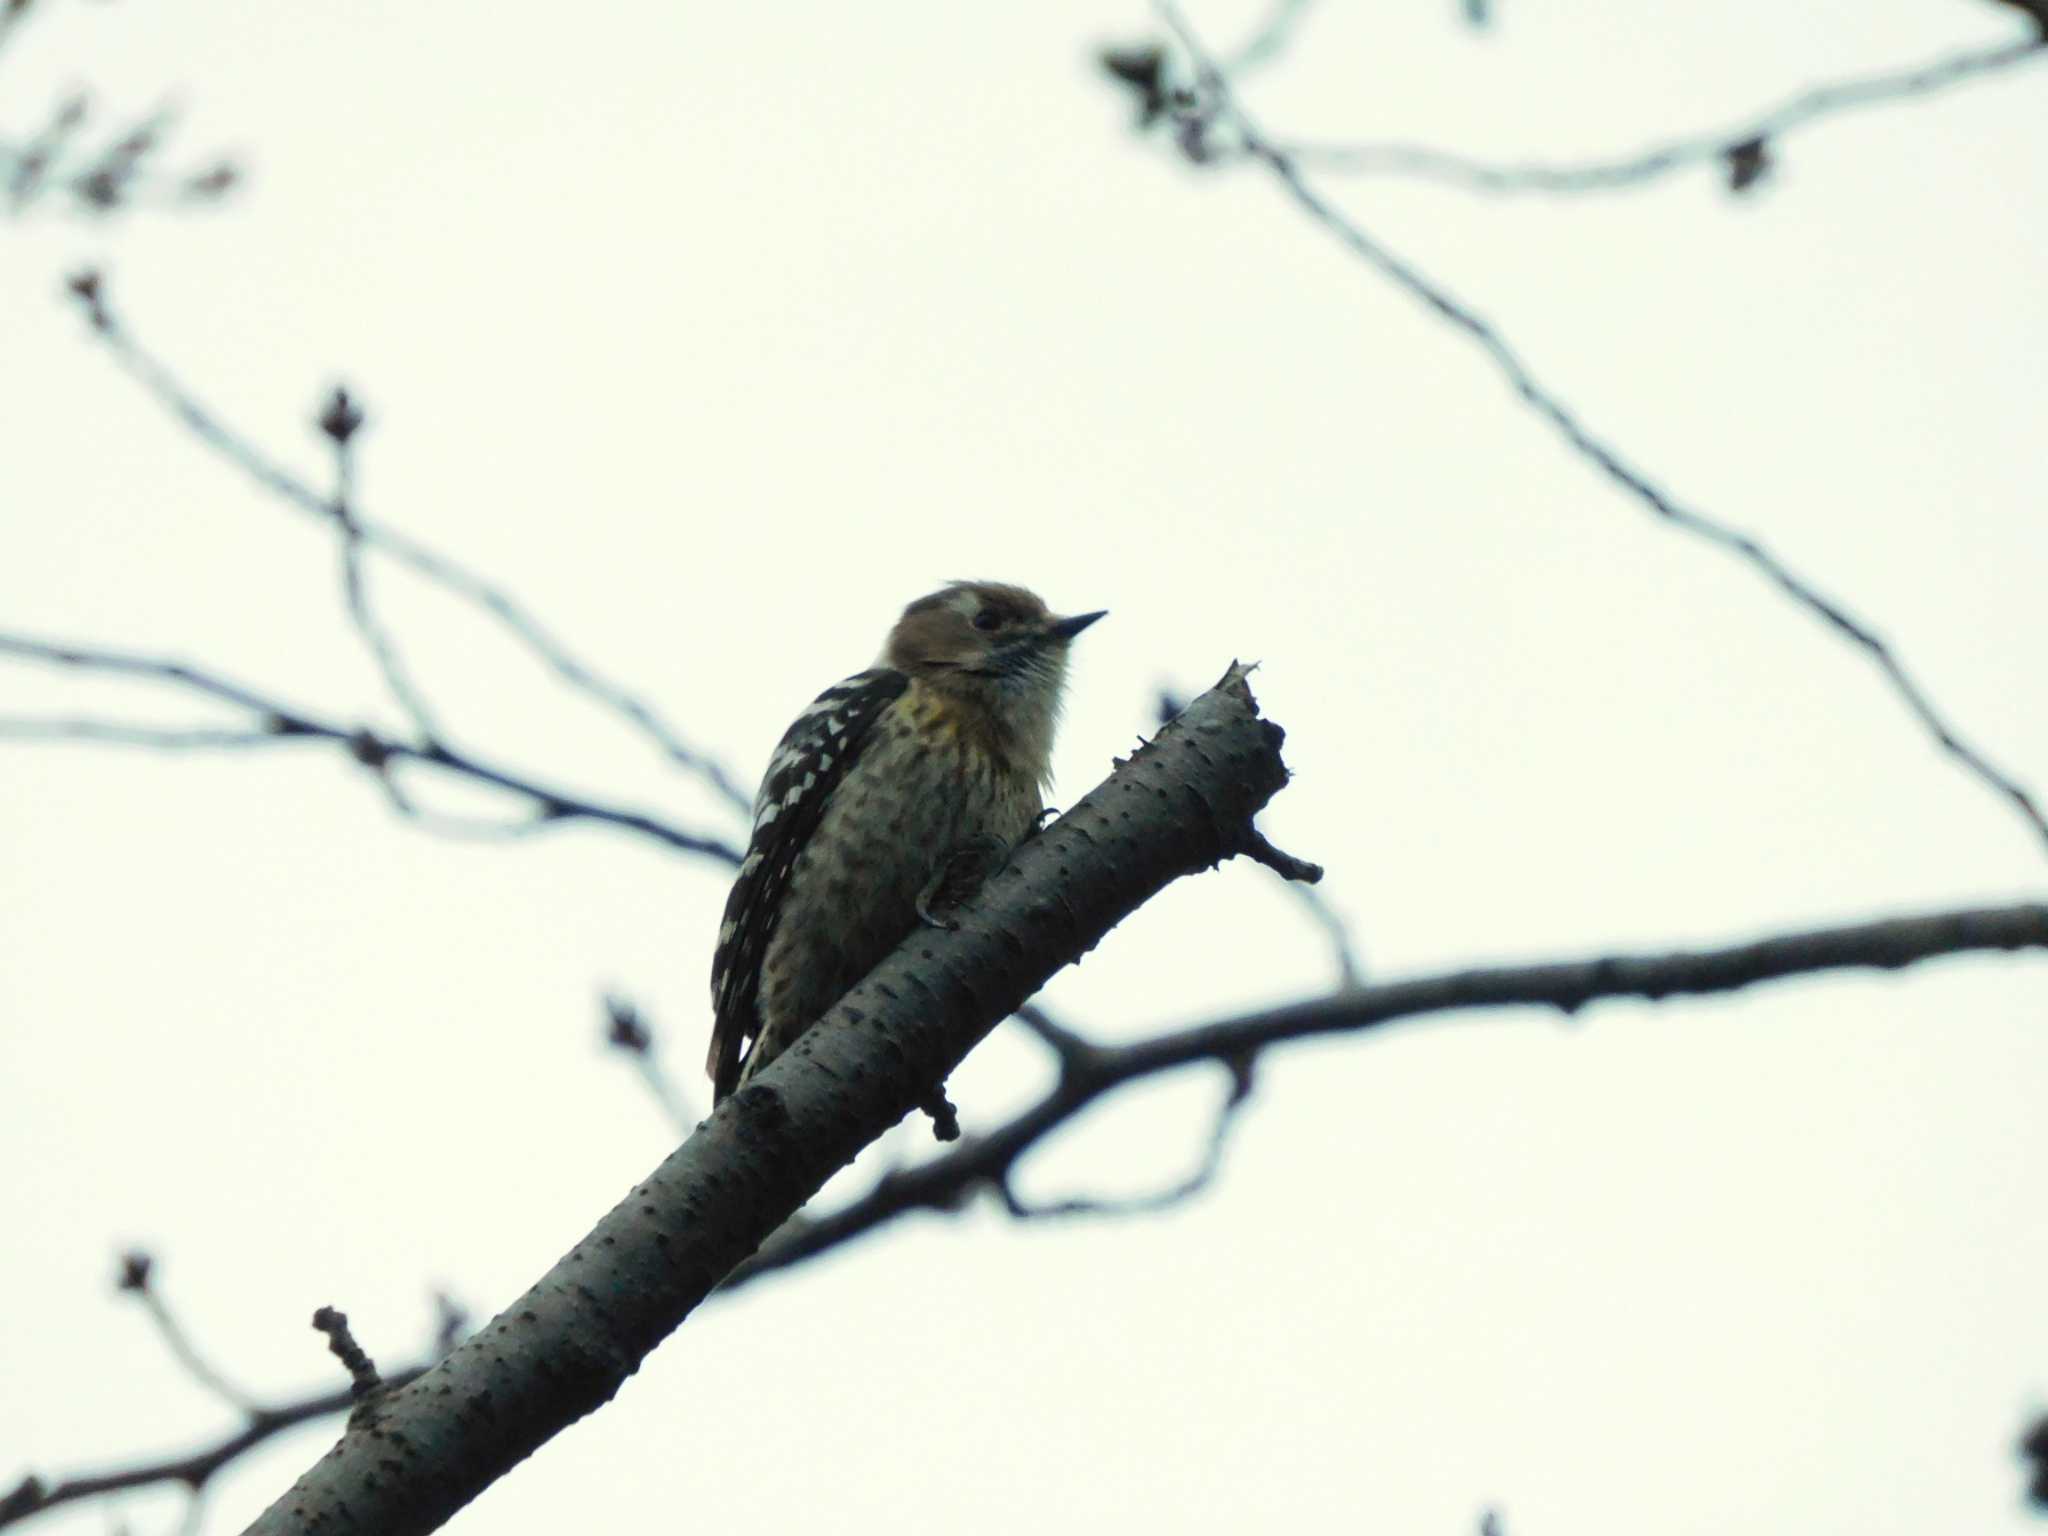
left=707, top=667, right=910, bottom=1101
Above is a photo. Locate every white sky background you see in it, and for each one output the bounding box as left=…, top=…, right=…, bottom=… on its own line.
left=2, top=1, right=2046, bottom=1531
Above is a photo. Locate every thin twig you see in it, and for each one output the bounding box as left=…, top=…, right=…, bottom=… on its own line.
left=1240, top=825, right=1322, bottom=883
left=62, top=274, right=751, bottom=815
left=0, top=1265, right=452, bottom=1531
left=1001, top=1055, right=1254, bottom=1218
left=0, top=719, right=280, bottom=749
left=371, top=521, right=754, bottom=815
left=117, top=1253, right=261, bottom=1416
left=1279, top=36, right=2047, bottom=193
left=320, top=385, right=445, bottom=744
left=604, top=994, right=697, bottom=1137
left=0, top=1366, right=431, bottom=1530
left=368, top=771, right=559, bottom=842
left=0, top=632, right=745, bottom=864
left=1151, top=2, right=2048, bottom=856
left=2, top=83, right=236, bottom=218
left=1282, top=875, right=1365, bottom=988
left=1008, top=1000, right=1098, bottom=1067
left=1227, top=0, right=1317, bottom=74
left=136, top=1291, right=262, bottom=1413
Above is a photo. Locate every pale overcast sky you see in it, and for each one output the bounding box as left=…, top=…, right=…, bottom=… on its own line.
left=4, top=3, right=2046, bottom=1533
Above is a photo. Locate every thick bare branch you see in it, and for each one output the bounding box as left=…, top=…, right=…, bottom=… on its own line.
left=729, top=899, right=2048, bottom=1286
left=238, top=663, right=1304, bottom=1536
left=1148, top=2, right=2048, bottom=857
left=0, top=632, right=744, bottom=864
left=1281, top=36, right=2047, bottom=194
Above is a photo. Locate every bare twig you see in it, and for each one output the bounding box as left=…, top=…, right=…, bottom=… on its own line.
left=1001, top=1054, right=1254, bottom=1219
left=1008, top=1000, right=1098, bottom=1066
left=0, top=718, right=280, bottom=749
left=431, top=1293, right=471, bottom=1358
left=116, top=1253, right=259, bottom=1415
left=366, top=772, right=561, bottom=842
left=368, top=521, right=754, bottom=815
left=1280, top=873, right=1365, bottom=988
left=2, top=84, right=237, bottom=218
left=0, top=1367, right=432, bottom=1530
left=1160, top=690, right=1363, bottom=982
left=603, top=994, right=696, bottom=1137
left=0, top=1265, right=455, bottom=1532
left=1279, top=36, right=2047, bottom=194
left=310, top=1307, right=381, bottom=1398
left=5, top=93, right=88, bottom=211
left=1240, top=825, right=1322, bottom=883
left=1148, top=3, right=2048, bottom=856
left=1227, top=0, right=1316, bottom=74
left=318, top=384, right=445, bottom=745
left=728, top=899, right=2048, bottom=1288
left=0, top=632, right=745, bottom=864
left=60, top=274, right=751, bottom=815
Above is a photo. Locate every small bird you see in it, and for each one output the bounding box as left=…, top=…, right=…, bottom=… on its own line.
left=707, top=582, right=1105, bottom=1105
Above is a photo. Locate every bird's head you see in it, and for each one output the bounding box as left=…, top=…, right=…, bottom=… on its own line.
left=884, top=582, right=1105, bottom=782
left=883, top=581, right=1105, bottom=688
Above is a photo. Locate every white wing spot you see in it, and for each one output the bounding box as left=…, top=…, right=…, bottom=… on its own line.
left=756, top=802, right=780, bottom=827
left=825, top=716, right=845, bottom=737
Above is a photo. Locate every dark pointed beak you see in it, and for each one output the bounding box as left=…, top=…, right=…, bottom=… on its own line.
left=1049, top=609, right=1107, bottom=641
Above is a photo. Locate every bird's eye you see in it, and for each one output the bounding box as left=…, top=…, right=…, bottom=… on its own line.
left=972, top=611, right=1003, bottom=633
